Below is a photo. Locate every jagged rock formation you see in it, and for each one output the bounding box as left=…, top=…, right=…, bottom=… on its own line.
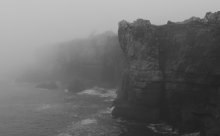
left=113, top=11, right=220, bottom=134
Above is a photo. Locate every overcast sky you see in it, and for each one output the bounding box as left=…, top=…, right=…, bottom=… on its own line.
left=0, top=0, right=219, bottom=75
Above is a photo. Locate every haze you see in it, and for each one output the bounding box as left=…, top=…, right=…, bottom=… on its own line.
left=0, top=0, right=219, bottom=77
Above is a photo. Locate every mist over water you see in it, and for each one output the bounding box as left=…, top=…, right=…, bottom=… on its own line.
left=0, top=0, right=219, bottom=79
left=0, top=0, right=219, bottom=136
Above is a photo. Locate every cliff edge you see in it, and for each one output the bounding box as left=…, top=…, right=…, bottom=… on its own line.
left=113, top=11, right=220, bottom=134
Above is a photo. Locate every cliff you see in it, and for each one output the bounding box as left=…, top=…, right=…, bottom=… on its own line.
left=21, top=31, right=125, bottom=90
left=113, top=11, right=220, bottom=134
left=56, top=32, right=125, bottom=89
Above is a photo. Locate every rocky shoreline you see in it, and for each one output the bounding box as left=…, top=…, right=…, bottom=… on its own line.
left=113, top=11, right=220, bottom=135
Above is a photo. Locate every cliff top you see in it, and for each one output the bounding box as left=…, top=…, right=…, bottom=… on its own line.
left=119, top=11, right=220, bottom=28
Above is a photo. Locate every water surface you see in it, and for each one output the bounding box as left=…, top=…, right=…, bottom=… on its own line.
left=0, top=82, right=181, bottom=136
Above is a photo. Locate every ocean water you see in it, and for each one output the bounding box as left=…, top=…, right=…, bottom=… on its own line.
left=0, top=82, right=197, bottom=136
left=0, top=82, right=76, bottom=136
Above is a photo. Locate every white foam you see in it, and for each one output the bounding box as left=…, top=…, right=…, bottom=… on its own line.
left=35, top=104, right=53, bottom=111
left=57, top=133, right=72, bottom=136
left=77, top=87, right=117, bottom=98
left=100, top=107, right=115, bottom=114
left=147, top=123, right=178, bottom=134
left=80, top=119, right=97, bottom=125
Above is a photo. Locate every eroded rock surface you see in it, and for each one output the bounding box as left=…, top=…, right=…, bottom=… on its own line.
left=113, top=11, right=220, bottom=134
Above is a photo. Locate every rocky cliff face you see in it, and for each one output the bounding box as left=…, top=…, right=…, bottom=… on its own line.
left=113, top=11, right=220, bottom=134
left=22, top=31, right=125, bottom=90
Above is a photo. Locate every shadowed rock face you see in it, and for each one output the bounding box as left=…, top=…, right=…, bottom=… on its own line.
left=113, top=11, right=220, bottom=133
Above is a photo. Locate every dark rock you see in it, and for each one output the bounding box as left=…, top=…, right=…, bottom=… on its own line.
left=204, top=11, right=220, bottom=23
left=113, top=11, right=220, bottom=134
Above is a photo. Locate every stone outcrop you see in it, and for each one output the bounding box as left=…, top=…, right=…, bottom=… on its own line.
left=113, top=11, right=220, bottom=134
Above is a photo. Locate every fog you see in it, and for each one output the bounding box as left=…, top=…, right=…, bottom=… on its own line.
left=0, top=1, right=220, bottom=135
left=0, top=0, right=219, bottom=77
